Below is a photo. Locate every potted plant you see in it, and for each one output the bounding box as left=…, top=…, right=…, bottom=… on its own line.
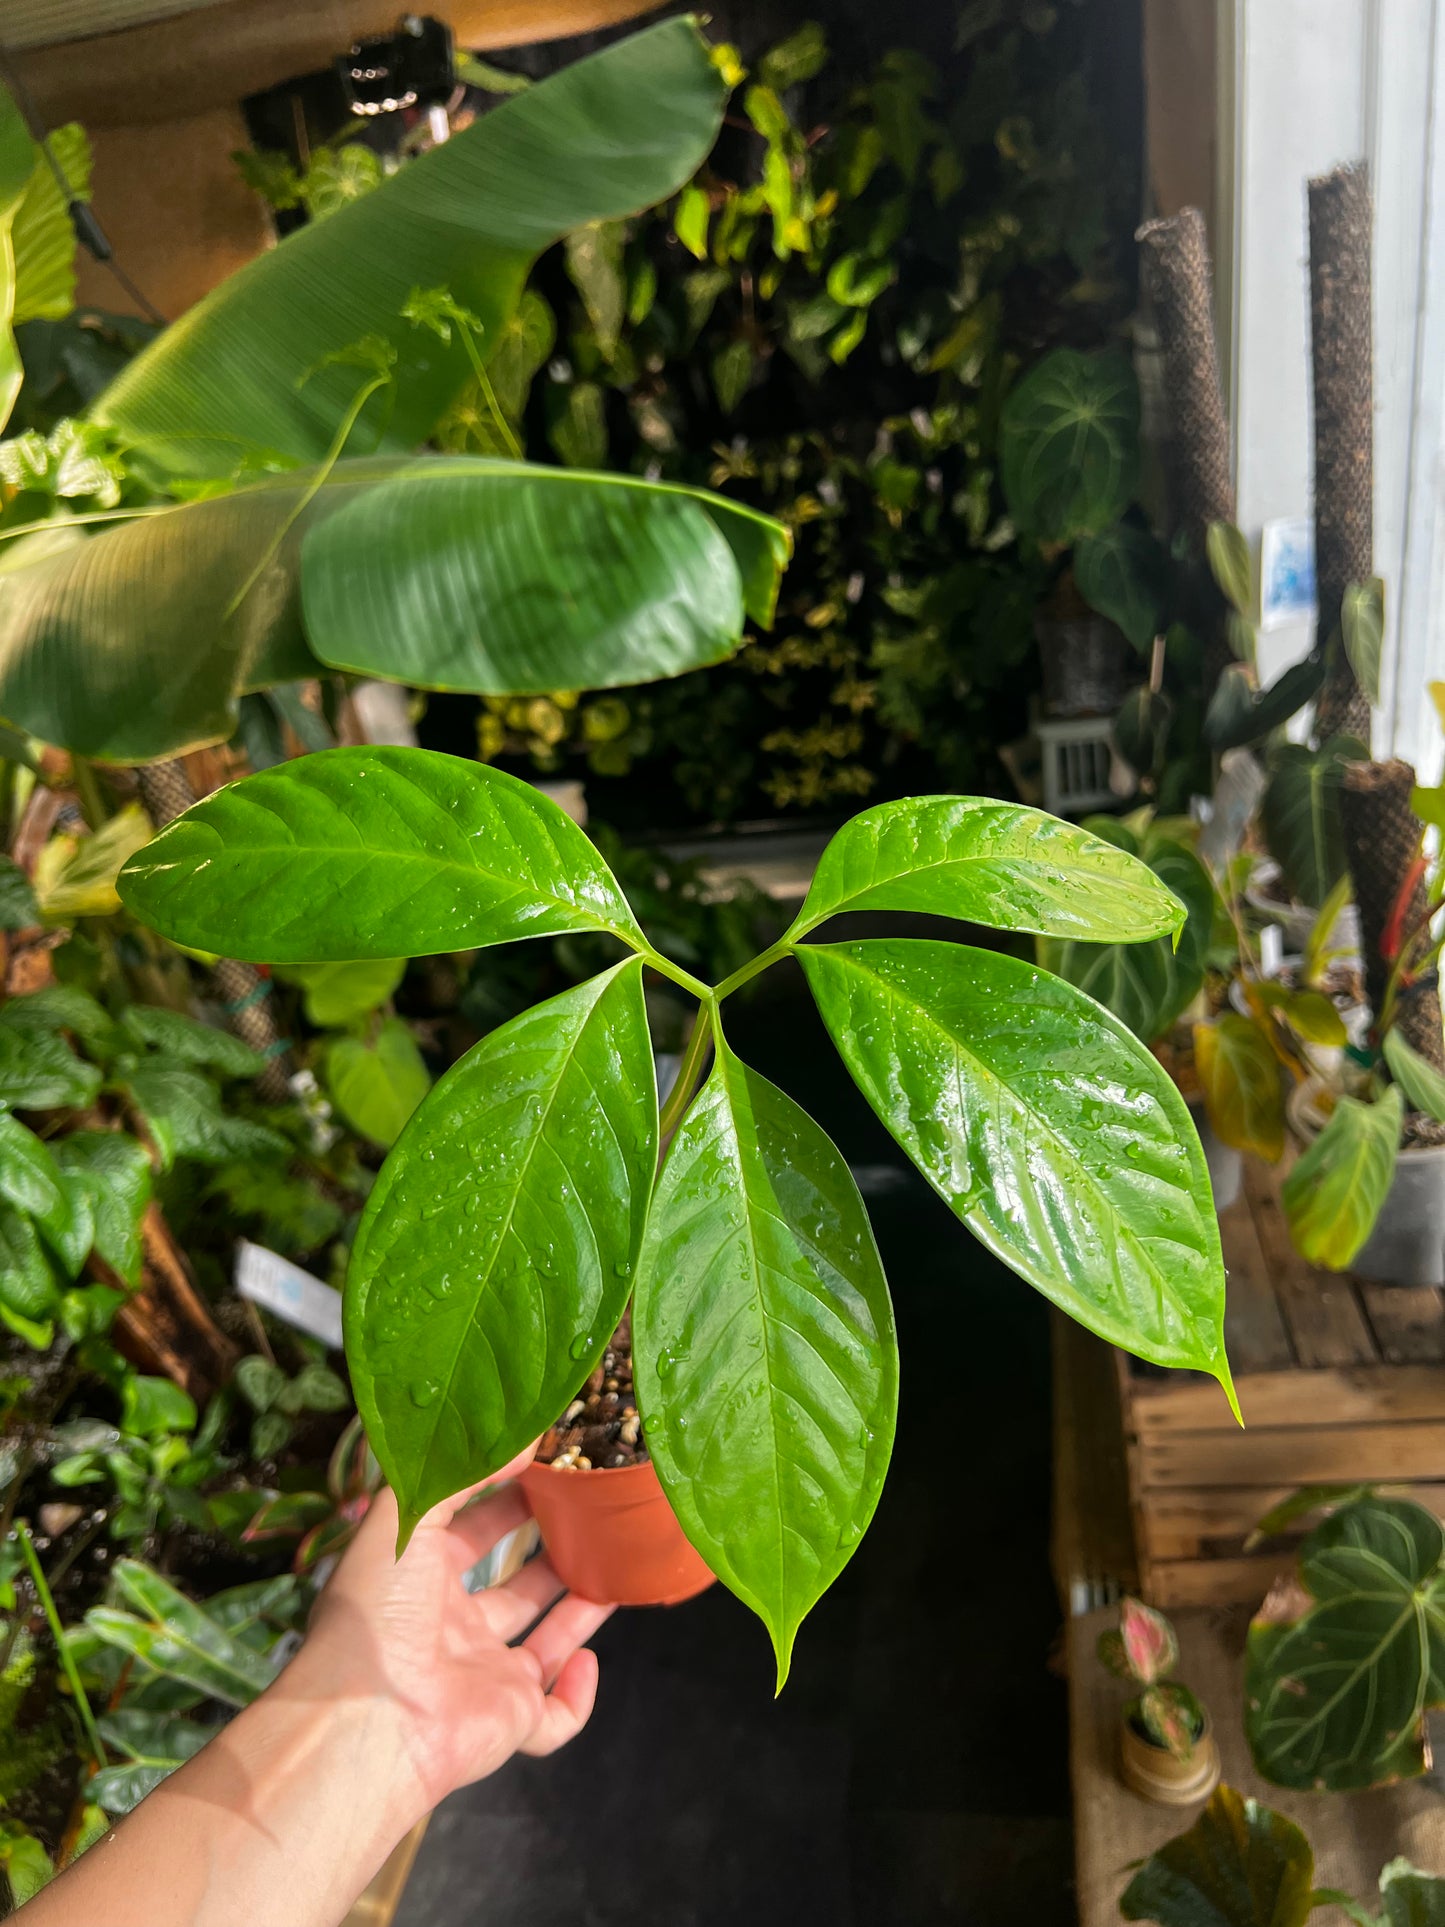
left=1097, top=1595, right=1219, bottom=1806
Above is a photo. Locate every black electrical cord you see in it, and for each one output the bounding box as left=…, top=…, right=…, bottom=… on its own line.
left=0, top=38, right=167, bottom=326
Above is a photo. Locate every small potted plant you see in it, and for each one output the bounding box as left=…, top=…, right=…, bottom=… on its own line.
left=1098, top=1595, right=1219, bottom=1806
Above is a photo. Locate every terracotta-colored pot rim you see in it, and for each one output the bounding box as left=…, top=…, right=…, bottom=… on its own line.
left=523, top=1456, right=658, bottom=1484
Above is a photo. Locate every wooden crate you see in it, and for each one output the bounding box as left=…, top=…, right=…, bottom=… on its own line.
left=1120, top=1162, right=1445, bottom=1608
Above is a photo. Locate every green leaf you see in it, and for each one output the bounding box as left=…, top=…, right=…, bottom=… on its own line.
left=11, top=122, right=88, bottom=326
left=0, top=984, right=118, bottom=1057
left=0, top=456, right=789, bottom=763
left=1245, top=1495, right=1445, bottom=1791
left=0, top=856, right=38, bottom=931
left=634, top=1039, right=897, bottom=1687
left=52, top=1134, right=151, bottom=1286
left=88, top=1710, right=219, bottom=1815
left=92, top=22, right=727, bottom=476
left=121, top=1006, right=264, bottom=1078
left=758, top=22, right=829, bottom=90
left=1074, top=523, right=1167, bottom=652
left=800, top=940, right=1234, bottom=1391
left=121, top=1374, right=197, bottom=1438
left=346, top=960, right=656, bottom=1538
left=1282, top=1088, right=1402, bottom=1271
left=1206, top=521, right=1254, bottom=619
left=0, top=85, right=37, bottom=436
left=34, top=803, right=153, bottom=920
left=999, top=348, right=1140, bottom=544
left=1040, top=839, right=1214, bottom=1045
left=564, top=221, right=626, bottom=359
left=1378, top=1860, right=1445, bottom=1927
left=1342, top=578, right=1385, bottom=707
left=0, top=1021, right=100, bottom=1110
left=324, top=1018, right=431, bottom=1149
left=711, top=338, right=755, bottom=415
left=1118, top=1785, right=1316, bottom=1927
left=0, top=1111, right=78, bottom=1264
left=1384, top=1028, right=1445, bottom=1123
left=792, top=796, right=1188, bottom=944
left=1204, top=659, right=1326, bottom=753
left=547, top=380, right=608, bottom=469
left=1261, top=737, right=1366, bottom=910
left=124, top=1067, right=288, bottom=1171
left=674, top=182, right=710, bottom=259
left=0, top=1202, right=59, bottom=1320
left=280, top=959, right=406, bottom=1027
left=234, top=1355, right=286, bottom=1414
left=119, top=747, right=644, bottom=962
left=1194, top=1015, right=1285, bottom=1162
left=0, top=1819, right=53, bottom=1908
left=86, top=1559, right=279, bottom=1707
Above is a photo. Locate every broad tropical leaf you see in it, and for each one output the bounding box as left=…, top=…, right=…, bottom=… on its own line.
left=1194, top=1016, right=1286, bottom=1162
left=346, top=961, right=656, bottom=1537
left=999, top=347, right=1140, bottom=543
left=1118, top=1785, right=1315, bottom=1927
left=92, top=21, right=727, bottom=475
left=324, top=1018, right=430, bottom=1148
left=1383, top=1029, right=1445, bottom=1124
left=1205, top=659, right=1326, bottom=754
left=1342, top=578, right=1385, bottom=707
left=1281, top=1088, right=1402, bottom=1271
left=0, top=459, right=788, bottom=762
left=119, top=747, right=643, bottom=962
left=634, top=1038, right=897, bottom=1687
left=0, top=1112, right=76, bottom=1264
left=1261, top=737, right=1366, bottom=909
left=11, top=122, right=88, bottom=327
left=1041, top=836, right=1213, bottom=1044
left=1074, top=521, right=1167, bottom=652
left=800, top=940, right=1234, bottom=1393
left=1376, top=1860, right=1445, bottom=1927
left=87, top=1710, right=219, bottom=1816
left=0, top=1203, right=59, bottom=1321
left=792, top=796, right=1187, bottom=943
left=0, top=1019, right=100, bottom=1111
left=85, top=1559, right=280, bottom=1706
left=1245, top=1495, right=1445, bottom=1790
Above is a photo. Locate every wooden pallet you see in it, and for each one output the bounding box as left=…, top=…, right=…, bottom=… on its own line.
left=1121, top=1161, right=1445, bottom=1607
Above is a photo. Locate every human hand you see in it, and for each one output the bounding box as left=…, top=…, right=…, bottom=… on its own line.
left=292, top=1448, right=612, bottom=1816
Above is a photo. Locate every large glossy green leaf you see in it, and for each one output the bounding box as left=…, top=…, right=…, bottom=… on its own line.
left=0, top=1203, right=59, bottom=1321
left=792, top=796, right=1187, bottom=943
left=0, top=1112, right=76, bottom=1263
left=1118, top=1786, right=1315, bottom=1927
left=1040, top=836, right=1214, bottom=1044
left=1281, top=1088, right=1401, bottom=1271
left=0, top=458, right=787, bottom=763
left=85, top=1559, right=279, bottom=1707
left=634, top=1040, right=897, bottom=1686
left=1245, top=1495, right=1445, bottom=1790
left=0, top=1020, right=101, bottom=1111
left=324, top=1018, right=431, bottom=1148
left=799, top=940, right=1234, bottom=1394
left=1261, top=737, right=1366, bottom=909
left=51, top=1135, right=150, bottom=1287
left=347, top=960, right=656, bottom=1537
left=999, top=347, right=1140, bottom=543
left=119, top=747, right=643, bottom=962
left=92, top=22, right=726, bottom=475
left=88, top=1710, right=219, bottom=1816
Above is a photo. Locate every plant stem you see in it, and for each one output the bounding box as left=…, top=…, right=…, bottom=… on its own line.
left=714, top=935, right=796, bottom=1003
left=16, top=1521, right=107, bottom=1769
left=658, top=1000, right=715, bottom=1139
left=637, top=946, right=711, bottom=1004
left=70, top=758, right=109, bottom=831
left=456, top=323, right=523, bottom=461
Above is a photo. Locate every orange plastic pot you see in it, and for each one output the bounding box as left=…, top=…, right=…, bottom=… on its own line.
left=518, top=1458, right=715, bottom=1607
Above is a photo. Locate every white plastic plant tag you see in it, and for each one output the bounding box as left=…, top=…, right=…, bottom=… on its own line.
left=235, top=1240, right=344, bottom=1351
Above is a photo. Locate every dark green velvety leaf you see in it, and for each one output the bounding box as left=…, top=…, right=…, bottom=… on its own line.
left=324, top=1018, right=430, bottom=1149
left=1281, top=1088, right=1401, bottom=1272
left=301, top=458, right=788, bottom=691
left=1260, top=736, right=1366, bottom=909
left=93, top=21, right=726, bottom=476
left=1379, top=1860, right=1445, bottom=1927
left=634, top=1040, right=898, bottom=1687
left=88, top=1710, right=219, bottom=1816
left=1119, top=1785, right=1315, bottom=1927
left=119, top=747, right=643, bottom=962
left=52, top=1133, right=151, bottom=1286
left=120, top=1006, right=264, bottom=1079
left=0, top=1023, right=101, bottom=1111
left=123, top=1068, right=288, bottom=1171
left=1074, top=523, right=1167, bottom=652
left=799, top=940, right=1234, bottom=1395
left=86, top=1559, right=279, bottom=1707
left=0, top=1202, right=59, bottom=1320
left=792, top=796, right=1187, bottom=943
left=1245, top=1495, right=1445, bottom=1791
left=1039, top=839, right=1214, bottom=1044
left=0, top=1112, right=77, bottom=1265
left=999, top=347, right=1140, bottom=543
left=1204, top=659, right=1325, bottom=753
left=346, top=959, right=656, bottom=1537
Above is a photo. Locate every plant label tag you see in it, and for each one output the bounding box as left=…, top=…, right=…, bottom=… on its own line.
left=235, top=1240, right=344, bottom=1351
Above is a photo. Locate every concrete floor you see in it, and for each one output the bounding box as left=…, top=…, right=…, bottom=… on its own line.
left=396, top=967, right=1073, bottom=1927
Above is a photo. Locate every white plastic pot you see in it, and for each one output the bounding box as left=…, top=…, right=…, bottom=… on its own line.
left=1289, top=1078, right=1445, bottom=1288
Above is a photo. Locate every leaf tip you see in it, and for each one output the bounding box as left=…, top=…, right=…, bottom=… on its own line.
left=1217, top=1360, right=1244, bottom=1430
left=770, top=1623, right=797, bottom=1697
left=393, top=1505, right=421, bottom=1559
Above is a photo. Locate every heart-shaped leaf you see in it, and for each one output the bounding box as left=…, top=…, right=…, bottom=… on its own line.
left=1246, top=1495, right=1445, bottom=1790
left=799, top=940, right=1234, bottom=1393
left=791, top=796, right=1187, bottom=943
left=1074, top=522, right=1168, bottom=652
left=346, top=959, right=656, bottom=1538
left=1194, top=1015, right=1286, bottom=1162
left=1119, top=1785, right=1316, bottom=1927
left=1342, top=578, right=1385, bottom=707
left=281, top=959, right=407, bottom=1028
left=92, top=20, right=726, bottom=475
left=999, top=347, right=1140, bottom=543
left=1383, top=1028, right=1445, bottom=1124
left=1282, top=1087, right=1402, bottom=1271
left=324, top=1018, right=431, bottom=1149
left=1261, top=737, right=1366, bottom=909
left=119, top=747, right=643, bottom=963
left=634, top=1038, right=897, bottom=1687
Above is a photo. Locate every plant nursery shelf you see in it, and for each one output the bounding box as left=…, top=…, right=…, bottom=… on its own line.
left=1119, top=1161, right=1445, bottom=1608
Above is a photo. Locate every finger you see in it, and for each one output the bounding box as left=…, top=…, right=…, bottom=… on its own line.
left=426, top=1441, right=540, bottom=1529
left=443, top=1485, right=532, bottom=1573
left=473, top=1552, right=565, bottom=1641
left=521, top=1593, right=615, bottom=1688
left=519, top=1648, right=600, bottom=1757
